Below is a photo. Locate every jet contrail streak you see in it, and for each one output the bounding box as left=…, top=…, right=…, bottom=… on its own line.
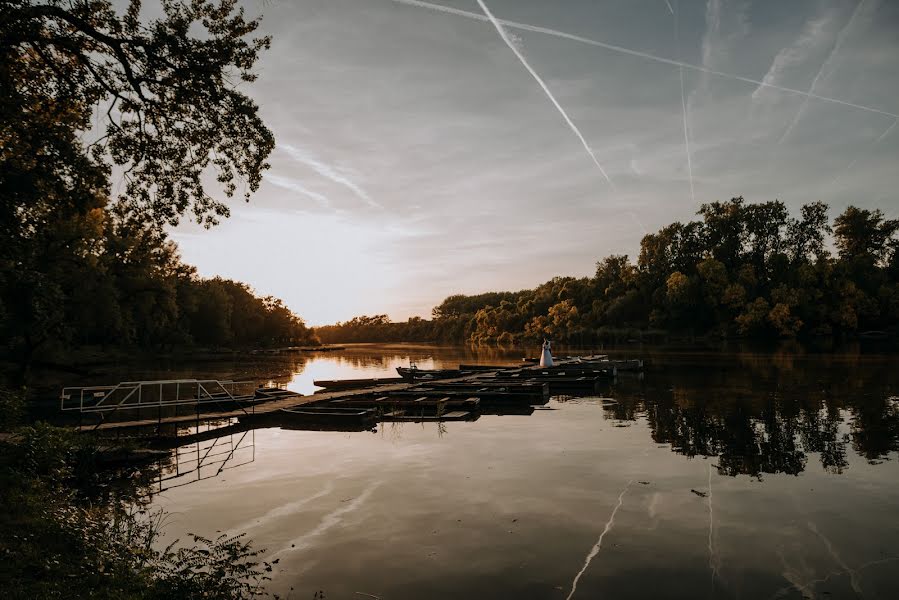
left=566, top=480, right=633, bottom=600
left=675, top=1, right=695, bottom=206
left=473, top=0, right=613, bottom=186
left=877, top=117, right=898, bottom=142
left=778, top=0, right=867, bottom=144
left=387, top=0, right=899, bottom=119
left=827, top=117, right=895, bottom=189
left=664, top=0, right=674, bottom=14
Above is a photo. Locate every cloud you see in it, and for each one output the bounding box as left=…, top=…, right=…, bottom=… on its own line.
left=701, top=0, right=723, bottom=72
left=674, top=1, right=695, bottom=206
left=390, top=0, right=896, bottom=119
left=280, top=143, right=381, bottom=208
left=778, top=0, right=870, bottom=143
left=752, top=12, right=837, bottom=103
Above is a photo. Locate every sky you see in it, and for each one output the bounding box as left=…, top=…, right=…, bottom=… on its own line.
left=167, top=0, right=899, bottom=326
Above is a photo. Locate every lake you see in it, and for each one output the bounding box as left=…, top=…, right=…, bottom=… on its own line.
left=144, top=343, right=899, bottom=599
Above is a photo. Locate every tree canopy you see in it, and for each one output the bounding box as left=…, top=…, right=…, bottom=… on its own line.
left=318, top=200, right=899, bottom=345
left=0, top=1, right=317, bottom=377
left=2, top=0, right=274, bottom=228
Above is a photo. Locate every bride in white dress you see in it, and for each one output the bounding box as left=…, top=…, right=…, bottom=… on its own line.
left=539, top=339, right=553, bottom=367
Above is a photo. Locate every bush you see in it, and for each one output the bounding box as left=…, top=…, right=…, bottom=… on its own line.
left=1, top=424, right=276, bottom=599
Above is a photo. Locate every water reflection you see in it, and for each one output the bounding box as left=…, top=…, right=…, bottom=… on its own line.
left=600, top=349, right=899, bottom=477
left=132, top=344, right=899, bottom=480
left=149, top=428, right=255, bottom=494
left=143, top=344, right=899, bottom=600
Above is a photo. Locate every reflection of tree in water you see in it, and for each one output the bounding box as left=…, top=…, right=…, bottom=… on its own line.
left=850, top=396, right=899, bottom=462
left=604, top=348, right=899, bottom=477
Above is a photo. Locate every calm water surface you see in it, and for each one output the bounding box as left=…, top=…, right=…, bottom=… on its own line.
left=144, top=344, right=899, bottom=599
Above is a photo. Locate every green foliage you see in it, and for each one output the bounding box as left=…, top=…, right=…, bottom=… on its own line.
left=1, top=424, right=276, bottom=599
left=0, top=1, right=316, bottom=375
left=0, top=387, right=25, bottom=431
left=833, top=206, right=899, bottom=265
left=2, top=0, right=274, bottom=230
left=319, top=200, right=899, bottom=344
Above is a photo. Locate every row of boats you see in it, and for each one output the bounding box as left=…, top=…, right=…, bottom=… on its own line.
left=242, top=355, right=645, bottom=431
left=310, top=355, right=643, bottom=391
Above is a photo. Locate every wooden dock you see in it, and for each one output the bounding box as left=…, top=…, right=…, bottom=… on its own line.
left=71, top=354, right=638, bottom=433
left=75, top=381, right=416, bottom=432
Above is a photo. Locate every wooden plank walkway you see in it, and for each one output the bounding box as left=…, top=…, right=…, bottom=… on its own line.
left=76, top=376, right=483, bottom=432
left=74, top=355, right=621, bottom=432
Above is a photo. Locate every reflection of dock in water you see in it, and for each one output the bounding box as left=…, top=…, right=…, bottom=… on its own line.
left=60, top=355, right=639, bottom=436
left=151, top=430, right=255, bottom=493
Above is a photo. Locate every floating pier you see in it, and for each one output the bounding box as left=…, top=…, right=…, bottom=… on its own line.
left=61, top=354, right=641, bottom=434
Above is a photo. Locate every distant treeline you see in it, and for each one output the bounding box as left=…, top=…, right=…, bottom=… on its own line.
left=316, top=199, right=899, bottom=345
left=1, top=205, right=318, bottom=372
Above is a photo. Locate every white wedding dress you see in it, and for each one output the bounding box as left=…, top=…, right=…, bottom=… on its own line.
left=539, top=340, right=553, bottom=367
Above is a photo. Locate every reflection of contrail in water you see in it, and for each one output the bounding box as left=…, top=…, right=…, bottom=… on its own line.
left=229, top=482, right=335, bottom=535
left=387, top=0, right=899, bottom=119
left=273, top=482, right=380, bottom=558
left=807, top=521, right=862, bottom=595
left=566, top=480, right=633, bottom=600
left=767, top=555, right=899, bottom=600
left=778, top=0, right=867, bottom=144
left=474, top=0, right=613, bottom=186
left=708, top=463, right=718, bottom=587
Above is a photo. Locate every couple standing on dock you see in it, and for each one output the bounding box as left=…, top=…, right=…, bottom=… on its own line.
left=540, top=339, right=553, bottom=367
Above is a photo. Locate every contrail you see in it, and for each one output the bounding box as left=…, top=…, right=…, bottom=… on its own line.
left=473, top=0, right=613, bottom=186
left=779, top=0, right=867, bottom=144
left=664, top=0, right=674, bottom=14
left=566, top=480, right=633, bottom=600
left=281, top=143, right=381, bottom=209
left=827, top=116, right=896, bottom=189
left=674, top=0, right=696, bottom=206
left=387, top=0, right=899, bottom=119
left=827, top=157, right=858, bottom=189
left=263, top=173, right=330, bottom=208
left=877, top=117, right=898, bottom=142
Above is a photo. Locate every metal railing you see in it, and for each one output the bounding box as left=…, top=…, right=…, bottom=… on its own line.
left=61, top=379, right=257, bottom=413
left=60, top=379, right=260, bottom=431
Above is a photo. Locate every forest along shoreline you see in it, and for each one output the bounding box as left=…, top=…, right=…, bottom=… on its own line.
left=317, top=200, right=899, bottom=347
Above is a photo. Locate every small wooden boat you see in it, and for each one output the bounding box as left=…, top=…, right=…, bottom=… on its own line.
left=379, top=410, right=477, bottom=423
left=277, top=406, right=377, bottom=426
left=255, top=386, right=298, bottom=400
left=313, top=377, right=405, bottom=390
left=457, top=364, right=517, bottom=371
left=569, top=358, right=642, bottom=371
left=329, top=395, right=479, bottom=411
left=396, top=366, right=462, bottom=381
